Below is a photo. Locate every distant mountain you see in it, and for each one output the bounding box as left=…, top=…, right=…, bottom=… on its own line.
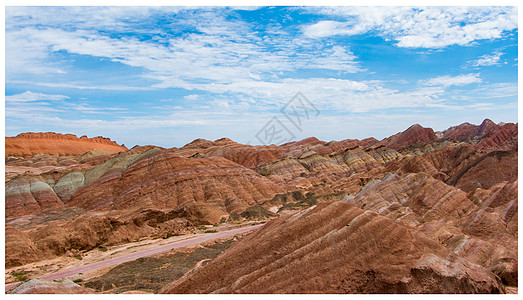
left=5, top=132, right=127, bottom=157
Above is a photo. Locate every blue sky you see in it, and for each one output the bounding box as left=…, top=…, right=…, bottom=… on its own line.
left=5, top=6, right=518, bottom=148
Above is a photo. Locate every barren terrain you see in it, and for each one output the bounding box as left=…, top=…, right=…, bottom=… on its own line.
left=5, top=119, right=518, bottom=294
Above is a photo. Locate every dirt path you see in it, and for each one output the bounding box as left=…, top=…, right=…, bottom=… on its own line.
left=5, top=224, right=263, bottom=292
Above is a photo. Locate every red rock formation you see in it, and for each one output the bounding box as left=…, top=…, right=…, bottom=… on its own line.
left=438, top=119, right=517, bottom=150
left=394, top=142, right=517, bottom=193
left=5, top=132, right=127, bottom=157
left=382, top=124, right=437, bottom=150
left=451, top=149, right=517, bottom=192
left=162, top=202, right=505, bottom=293
left=67, top=150, right=284, bottom=215
left=439, top=122, right=479, bottom=141
left=5, top=226, right=39, bottom=267
left=344, top=172, right=518, bottom=288
left=172, top=138, right=285, bottom=168
left=4, top=120, right=518, bottom=288
left=325, top=137, right=379, bottom=153
left=5, top=176, right=64, bottom=217
left=477, top=122, right=518, bottom=150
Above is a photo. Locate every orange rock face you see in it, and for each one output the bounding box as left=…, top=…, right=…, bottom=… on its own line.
left=5, top=132, right=127, bottom=157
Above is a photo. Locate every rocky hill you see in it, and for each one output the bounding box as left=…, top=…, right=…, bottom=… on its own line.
left=162, top=202, right=505, bottom=293
left=4, top=119, right=518, bottom=293
left=5, top=132, right=127, bottom=157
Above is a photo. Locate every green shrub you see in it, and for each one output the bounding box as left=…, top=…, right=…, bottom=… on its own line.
left=204, top=230, right=217, bottom=233
left=11, top=270, right=28, bottom=282
left=163, top=231, right=174, bottom=239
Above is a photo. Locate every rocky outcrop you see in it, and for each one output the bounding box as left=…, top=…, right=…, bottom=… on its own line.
left=67, top=150, right=284, bottom=214
left=5, top=147, right=161, bottom=217
left=5, top=207, right=195, bottom=268
left=5, top=132, right=127, bottom=157
left=7, top=279, right=94, bottom=294
left=380, top=124, right=437, bottom=150
left=438, top=119, right=517, bottom=150
left=451, top=149, right=517, bottom=192
left=172, top=138, right=285, bottom=169
left=394, top=143, right=517, bottom=193
left=162, top=202, right=505, bottom=293
left=5, top=226, right=39, bottom=267
left=344, top=172, right=518, bottom=288
left=6, top=176, right=64, bottom=217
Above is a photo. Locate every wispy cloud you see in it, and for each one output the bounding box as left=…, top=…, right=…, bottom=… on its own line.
left=302, top=7, right=517, bottom=48
left=421, top=73, right=482, bottom=87
left=471, top=51, right=504, bottom=67
left=6, top=91, right=70, bottom=102
left=8, top=80, right=156, bottom=91
left=4, top=7, right=518, bottom=147
left=6, top=8, right=362, bottom=86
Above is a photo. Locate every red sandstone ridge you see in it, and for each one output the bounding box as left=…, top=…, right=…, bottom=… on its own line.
left=5, top=132, right=127, bottom=157
left=437, top=119, right=517, bottom=150
left=162, top=202, right=505, bottom=293
left=381, top=124, right=437, bottom=150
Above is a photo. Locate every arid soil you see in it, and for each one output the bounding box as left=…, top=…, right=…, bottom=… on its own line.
left=5, top=222, right=262, bottom=293
left=84, top=238, right=237, bottom=293
left=5, top=119, right=518, bottom=293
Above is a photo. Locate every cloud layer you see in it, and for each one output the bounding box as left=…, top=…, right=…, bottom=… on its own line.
left=303, top=7, right=517, bottom=48
left=5, top=6, right=518, bottom=147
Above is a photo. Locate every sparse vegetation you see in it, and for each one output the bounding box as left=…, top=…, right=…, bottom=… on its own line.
left=204, top=230, right=217, bottom=233
left=255, top=168, right=271, bottom=176
left=240, top=205, right=276, bottom=220
left=74, top=255, right=83, bottom=260
left=73, top=279, right=83, bottom=284
left=163, top=231, right=174, bottom=239
left=84, top=239, right=237, bottom=293
left=127, top=243, right=152, bottom=250
left=11, top=270, right=29, bottom=282
left=98, top=247, right=108, bottom=252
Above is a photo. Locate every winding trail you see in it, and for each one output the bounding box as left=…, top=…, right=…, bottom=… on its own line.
left=5, top=224, right=263, bottom=292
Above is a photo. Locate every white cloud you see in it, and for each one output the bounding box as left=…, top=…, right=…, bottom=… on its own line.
left=8, top=80, right=155, bottom=91
left=303, top=7, right=517, bottom=48
left=5, top=91, right=70, bottom=102
left=471, top=51, right=503, bottom=67
left=6, top=7, right=362, bottom=85
left=5, top=6, right=517, bottom=139
left=303, top=20, right=365, bottom=38
left=466, top=82, right=518, bottom=99
left=184, top=95, right=200, bottom=101
left=421, top=73, right=482, bottom=87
